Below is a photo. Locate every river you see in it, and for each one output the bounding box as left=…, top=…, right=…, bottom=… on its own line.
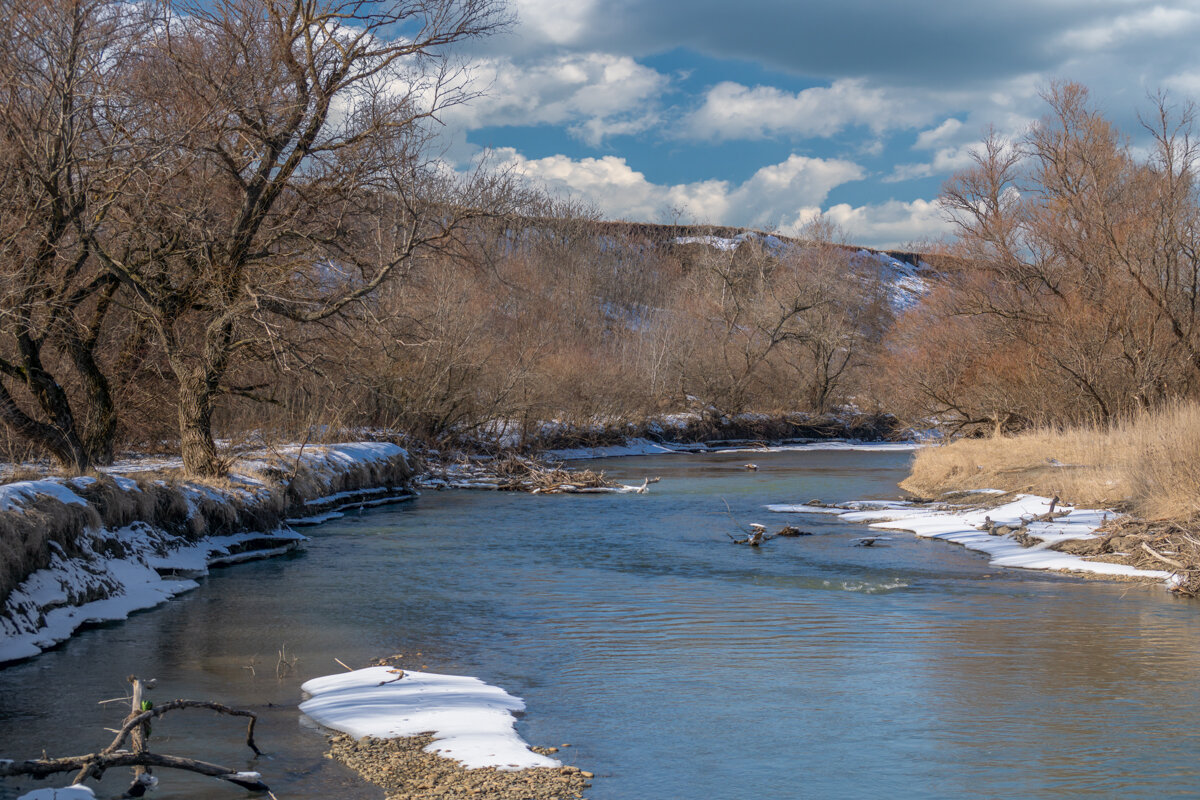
left=2, top=448, right=1199, bottom=799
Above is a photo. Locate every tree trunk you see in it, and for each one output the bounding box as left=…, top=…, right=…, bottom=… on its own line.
left=0, top=380, right=91, bottom=472
left=177, top=375, right=222, bottom=477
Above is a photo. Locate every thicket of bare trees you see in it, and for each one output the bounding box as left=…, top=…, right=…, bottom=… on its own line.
left=236, top=211, right=894, bottom=449
left=885, top=83, right=1200, bottom=435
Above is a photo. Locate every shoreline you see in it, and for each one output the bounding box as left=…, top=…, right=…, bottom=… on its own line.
left=0, top=442, right=413, bottom=665
left=769, top=493, right=1175, bottom=586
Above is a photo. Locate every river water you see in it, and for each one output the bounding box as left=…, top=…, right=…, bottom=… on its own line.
left=2, top=448, right=1200, bottom=800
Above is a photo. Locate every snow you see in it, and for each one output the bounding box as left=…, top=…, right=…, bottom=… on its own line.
left=767, top=500, right=915, bottom=514
left=300, top=667, right=560, bottom=771
left=673, top=232, right=785, bottom=252
left=770, top=493, right=1172, bottom=581
left=305, top=486, right=390, bottom=506
left=223, top=771, right=262, bottom=782
left=17, top=788, right=96, bottom=800
left=0, top=479, right=87, bottom=511
left=1, top=441, right=411, bottom=665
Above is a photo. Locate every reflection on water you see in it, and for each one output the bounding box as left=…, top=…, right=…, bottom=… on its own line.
left=2, top=449, right=1200, bottom=800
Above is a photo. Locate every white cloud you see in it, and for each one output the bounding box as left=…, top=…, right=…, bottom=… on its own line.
left=682, top=79, right=937, bottom=141
left=491, top=148, right=949, bottom=246
left=493, top=149, right=863, bottom=231
left=821, top=198, right=953, bottom=248
left=1059, top=6, right=1199, bottom=50
left=446, top=53, right=668, bottom=146
left=511, top=0, right=600, bottom=45
left=885, top=144, right=978, bottom=183
left=914, top=118, right=965, bottom=149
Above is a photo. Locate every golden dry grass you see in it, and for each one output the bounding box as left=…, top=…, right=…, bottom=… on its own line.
left=902, top=402, right=1200, bottom=520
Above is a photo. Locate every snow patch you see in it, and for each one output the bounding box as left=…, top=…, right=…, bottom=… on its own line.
left=0, top=524, right=306, bottom=664
left=0, top=480, right=87, bottom=512
left=17, top=787, right=97, bottom=800
left=300, top=667, right=559, bottom=771
left=770, top=493, right=1171, bottom=581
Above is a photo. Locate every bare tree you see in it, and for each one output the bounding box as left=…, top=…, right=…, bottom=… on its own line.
left=88, top=0, right=509, bottom=475
left=0, top=0, right=150, bottom=471
left=895, top=82, right=1200, bottom=435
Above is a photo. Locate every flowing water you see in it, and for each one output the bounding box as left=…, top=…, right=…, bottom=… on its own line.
left=3, top=448, right=1200, bottom=800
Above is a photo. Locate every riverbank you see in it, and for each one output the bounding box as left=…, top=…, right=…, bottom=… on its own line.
left=327, top=734, right=589, bottom=800
left=465, top=409, right=901, bottom=457
left=0, top=442, right=413, bottom=664
left=899, top=404, right=1200, bottom=594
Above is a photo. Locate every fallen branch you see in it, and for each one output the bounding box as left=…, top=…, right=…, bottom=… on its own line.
left=2, top=676, right=268, bottom=795
left=103, top=700, right=262, bottom=757
left=0, top=752, right=268, bottom=791
left=1140, top=541, right=1185, bottom=570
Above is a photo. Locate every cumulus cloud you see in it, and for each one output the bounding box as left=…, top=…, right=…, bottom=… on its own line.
left=885, top=144, right=977, bottom=183
left=683, top=79, right=937, bottom=141
left=821, top=199, right=953, bottom=248
left=492, top=149, right=863, bottom=232
left=445, top=53, right=669, bottom=146
left=914, top=118, right=965, bottom=149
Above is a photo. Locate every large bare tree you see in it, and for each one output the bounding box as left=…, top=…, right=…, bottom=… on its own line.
left=89, top=0, right=509, bottom=476
left=0, top=0, right=148, bottom=471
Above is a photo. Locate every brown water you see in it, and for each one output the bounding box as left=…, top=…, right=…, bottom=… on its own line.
left=2, top=448, right=1199, bottom=799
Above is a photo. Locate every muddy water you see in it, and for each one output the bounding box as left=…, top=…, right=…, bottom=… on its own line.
left=2, top=448, right=1200, bottom=799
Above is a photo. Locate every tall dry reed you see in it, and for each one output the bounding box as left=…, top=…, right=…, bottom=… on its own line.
left=902, top=402, right=1200, bottom=519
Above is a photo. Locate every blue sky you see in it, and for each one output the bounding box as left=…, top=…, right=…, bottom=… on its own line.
left=434, top=0, right=1200, bottom=248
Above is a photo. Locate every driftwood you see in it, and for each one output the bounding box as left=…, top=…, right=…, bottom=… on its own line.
left=430, top=454, right=656, bottom=494
left=720, top=499, right=773, bottom=546
left=2, top=751, right=269, bottom=791
left=2, top=676, right=268, bottom=794
left=1140, top=541, right=1185, bottom=570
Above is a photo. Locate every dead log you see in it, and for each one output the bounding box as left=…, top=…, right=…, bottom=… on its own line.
left=103, top=699, right=262, bottom=757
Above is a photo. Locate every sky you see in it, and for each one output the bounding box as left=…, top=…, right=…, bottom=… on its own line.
left=433, top=0, right=1200, bottom=248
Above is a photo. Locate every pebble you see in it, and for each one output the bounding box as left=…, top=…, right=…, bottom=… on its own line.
left=327, top=733, right=592, bottom=800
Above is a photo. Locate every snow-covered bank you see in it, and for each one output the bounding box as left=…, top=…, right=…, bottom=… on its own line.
left=770, top=494, right=1172, bottom=582
left=545, top=437, right=919, bottom=461
left=0, top=443, right=412, bottom=666
left=300, top=667, right=559, bottom=770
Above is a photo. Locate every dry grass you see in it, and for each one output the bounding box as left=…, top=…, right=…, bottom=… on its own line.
left=0, top=496, right=103, bottom=607
left=903, top=401, right=1200, bottom=519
